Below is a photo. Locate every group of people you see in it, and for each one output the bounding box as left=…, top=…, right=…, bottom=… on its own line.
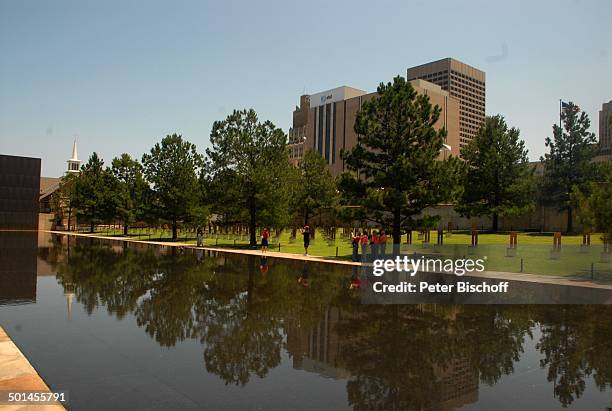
left=352, top=229, right=388, bottom=262
left=205, top=225, right=388, bottom=263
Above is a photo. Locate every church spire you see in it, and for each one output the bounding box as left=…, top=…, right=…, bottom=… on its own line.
left=67, top=138, right=81, bottom=173
left=70, top=139, right=79, bottom=161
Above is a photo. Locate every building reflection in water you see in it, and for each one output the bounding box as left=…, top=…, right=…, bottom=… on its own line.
left=0, top=232, right=37, bottom=305
left=286, top=305, right=479, bottom=410
left=286, top=307, right=351, bottom=379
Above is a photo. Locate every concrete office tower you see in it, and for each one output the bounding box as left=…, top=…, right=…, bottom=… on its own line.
left=292, top=81, right=459, bottom=177
left=599, top=100, right=612, bottom=149
left=407, top=58, right=486, bottom=150
left=288, top=95, right=311, bottom=167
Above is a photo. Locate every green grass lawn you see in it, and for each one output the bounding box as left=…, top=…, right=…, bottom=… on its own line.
left=77, top=227, right=611, bottom=279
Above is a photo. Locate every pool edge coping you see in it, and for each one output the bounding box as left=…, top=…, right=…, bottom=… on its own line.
left=0, top=326, right=66, bottom=410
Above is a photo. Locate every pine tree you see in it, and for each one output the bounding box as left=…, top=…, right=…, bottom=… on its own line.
left=458, top=115, right=534, bottom=231
left=111, top=153, right=146, bottom=235
left=206, top=109, right=293, bottom=246
left=572, top=162, right=612, bottom=247
left=141, top=134, right=203, bottom=240
left=293, top=150, right=338, bottom=225
left=541, top=102, right=598, bottom=233
left=75, top=153, right=118, bottom=232
left=53, top=172, right=78, bottom=230
left=339, top=76, right=463, bottom=250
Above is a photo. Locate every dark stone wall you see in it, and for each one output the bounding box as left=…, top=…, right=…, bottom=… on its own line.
left=0, top=154, right=41, bottom=230
left=0, top=231, right=37, bottom=305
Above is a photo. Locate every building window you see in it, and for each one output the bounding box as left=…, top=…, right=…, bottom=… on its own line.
left=332, top=102, right=337, bottom=164
left=318, top=107, right=323, bottom=156
left=324, top=103, right=331, bottom=163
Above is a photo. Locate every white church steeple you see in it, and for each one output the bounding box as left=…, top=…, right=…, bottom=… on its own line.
left=67, top=139, right=81, bottom=173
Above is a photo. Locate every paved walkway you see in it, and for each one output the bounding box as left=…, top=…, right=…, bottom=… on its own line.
left=0, top=326, right=65, bottom=410
left=47, top=230, right=612, bottom=290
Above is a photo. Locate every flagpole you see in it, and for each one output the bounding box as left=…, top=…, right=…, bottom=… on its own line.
left=559, top=99, right=562, bottom=136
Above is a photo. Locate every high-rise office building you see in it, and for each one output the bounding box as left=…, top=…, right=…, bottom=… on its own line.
left=599, top=100, right=612, bottom=150
left=289, top=80, right=459, bottom=176
left=407, top=58, right=485, bottom=150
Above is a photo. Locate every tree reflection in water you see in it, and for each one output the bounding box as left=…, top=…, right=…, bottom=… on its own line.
left=46, top=236, right=611, bottom=408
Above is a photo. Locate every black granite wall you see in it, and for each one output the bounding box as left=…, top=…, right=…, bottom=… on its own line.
left=0, top=154, right=41, bottom=230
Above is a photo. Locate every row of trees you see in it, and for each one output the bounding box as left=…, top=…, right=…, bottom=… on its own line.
left=54, top=110, right=337, bottom=244
left=53, top=76, right=610, bottom=244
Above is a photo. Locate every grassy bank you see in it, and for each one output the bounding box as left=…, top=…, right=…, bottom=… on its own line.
left=72, top=227, right=611, bottom=279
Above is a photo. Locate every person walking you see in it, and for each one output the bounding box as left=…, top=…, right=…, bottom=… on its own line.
left=261, top=227, right=270, bottom=253
left=196, top=227, right=204, bottom=247
left=360, top=230, right=369, bottom=262
left=379, top=230, right=387, bottom=258
left=302, top=225, right=311, bottom=255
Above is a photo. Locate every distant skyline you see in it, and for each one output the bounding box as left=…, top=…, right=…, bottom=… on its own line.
left=1, top=0, right=611, bottom=177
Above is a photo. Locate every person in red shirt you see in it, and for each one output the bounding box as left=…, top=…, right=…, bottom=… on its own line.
left=379, top=230, right=388, bottom=258
left=261, top=227, right=270, bottom=253
left=371, top=230, right=380, bottom=260
left=360, top=230, right=369, bottom=262
left=351, top=231, right=360, bottom=262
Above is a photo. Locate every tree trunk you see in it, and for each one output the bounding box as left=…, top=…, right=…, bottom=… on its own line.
left=90, top=221, right=94, bottom=233
left=123, top=223, right=128, bottom=236
left=172, top=221, right=177, bottom=240
left=492, top=213, right=499, bottom=232
left=249, top=199, right=257, bottom=246
left=67, top=208, right=72, bottom=231
left=567, top=206, right=573, bottom=234
left=392, top=208, right=401, bottom=256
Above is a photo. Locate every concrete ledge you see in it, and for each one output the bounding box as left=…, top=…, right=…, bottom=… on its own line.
left=0, top=326, right=65, bottom=410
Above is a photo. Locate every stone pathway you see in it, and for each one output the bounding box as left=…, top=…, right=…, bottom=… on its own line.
left=0, top=326, right=65, bottom=410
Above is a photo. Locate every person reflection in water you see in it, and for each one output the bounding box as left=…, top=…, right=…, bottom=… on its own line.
left=259, top=256, right=269, bottom=274
left=298, top=263, right=310, bottom=288
left=349, top=266, right=361, bottom=289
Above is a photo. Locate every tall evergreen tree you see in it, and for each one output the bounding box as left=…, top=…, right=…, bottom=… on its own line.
left=541, top=102, right=598, bottom=233
left=206, top=109, right=292, bottom=246
left=458, top=115, right=534, bottom=231
left=339, top=76, right=463, bottom=250
left=52, top=172, right=78, bottom=231
left=572, top=162, right=612, bottom=247
left=293, top=149, right=338, bottom=225
left=141, top=134, right=203, bottom=240
left=111, top=153, right=146, bottom=235
left=75, top=153, right=118, bottom=232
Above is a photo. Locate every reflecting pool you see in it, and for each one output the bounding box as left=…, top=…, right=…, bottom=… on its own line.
left=0, top=232, right=611, bottom=410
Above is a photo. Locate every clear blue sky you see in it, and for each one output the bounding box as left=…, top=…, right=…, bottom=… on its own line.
left=1, top=0, right=611, bottom=177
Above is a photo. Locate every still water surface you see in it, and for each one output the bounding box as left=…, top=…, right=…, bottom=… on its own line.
left=0, top=232, right=611, bottom=410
